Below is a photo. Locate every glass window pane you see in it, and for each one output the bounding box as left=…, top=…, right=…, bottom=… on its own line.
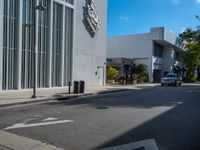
left=21, top=0, right=34, bottom=89
left=154, top=43, right=164, bottom=58
left=51, top=2, right=62, bottom=87
left=64, top=7, right=73, bottom=86
left=3, top=0, right=18, bottom=90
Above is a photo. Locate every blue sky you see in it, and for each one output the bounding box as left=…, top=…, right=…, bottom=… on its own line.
left=107, top=0, right=200, bottom=37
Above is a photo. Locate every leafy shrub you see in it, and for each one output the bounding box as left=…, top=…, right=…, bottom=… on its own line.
left=106, top=66, right=119, bottom=80
left=185, top=74, right=197, bottom=83
left=135, top=64, right=146, bottom=74
left=141, top=73, right=149, bottom=82
left=118, top=75, right=125, bottom=81
left=132, top=74, right=139, bottom=81
left=132, top=73, right=148, bottom=83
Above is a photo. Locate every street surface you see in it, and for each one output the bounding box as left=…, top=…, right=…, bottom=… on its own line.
left=0, top=84, right=200, bottom=150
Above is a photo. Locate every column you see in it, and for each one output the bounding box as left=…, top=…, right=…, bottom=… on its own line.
left=17, top=0, right=23, bottom=90
left=47, top=0, right=53, bottom=87
left=35, top=0, right=39, bottom=88
left=71, top=0, right=76, bottom=84
left=0, top=0, right=4, bottom=91
left=61, top=6, right=66, bottom=86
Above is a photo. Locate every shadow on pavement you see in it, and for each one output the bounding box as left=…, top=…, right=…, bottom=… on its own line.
left=95, top=90, right=200, bottom=150
left=47, top=85, right=200, bottom=110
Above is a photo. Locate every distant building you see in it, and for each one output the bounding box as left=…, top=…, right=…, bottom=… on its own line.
left=107, top=27, right=186, bottom=83
left=0, top=0, right=107, bottom=91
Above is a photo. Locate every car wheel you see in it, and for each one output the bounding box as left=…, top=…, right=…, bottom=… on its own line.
left=161, top=83, right=164, bottom=86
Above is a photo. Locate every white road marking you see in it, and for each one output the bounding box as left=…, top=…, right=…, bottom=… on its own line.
left=43, top=117, right=58, bottom=121
left=34, top=114, right=43, bottom=117
left=4, top=120, right=74, bottom=130
left=99, top=139, right=159, bottom=150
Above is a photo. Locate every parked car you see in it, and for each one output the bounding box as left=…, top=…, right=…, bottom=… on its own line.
left=161, top=73, right=182, bottom=86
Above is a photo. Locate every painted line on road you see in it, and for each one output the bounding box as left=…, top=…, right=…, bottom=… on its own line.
left=42, top=117, right=58, bottom=122
left=99, top=139, right=159, bottom=150
left=4, top=120, right=74, bottom=130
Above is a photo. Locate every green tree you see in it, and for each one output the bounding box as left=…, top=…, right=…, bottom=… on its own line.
left=179, top=17, right=200, bottom=81
left=135, top=64, right=146, bottom=74
left=106, top=66, right=119, bottom=80
left=182, top=43, right=200, bottom=75
left=179, top=28, right=197, bottom=43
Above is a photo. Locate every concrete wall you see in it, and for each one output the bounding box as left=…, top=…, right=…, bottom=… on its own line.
left=150, top=27, right=164, bottom=41
left=107, top=33, right=154, bottom=81
left=107, top=33, right=153, bottom=59
left=150, top=27, right=185, bottom=50
left=73, top=0, right=107, bottom=87
left=164, top=29, right=185, bottom=49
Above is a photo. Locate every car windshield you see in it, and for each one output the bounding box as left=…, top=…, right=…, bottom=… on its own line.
left=166, top=74, right=176, bottom=78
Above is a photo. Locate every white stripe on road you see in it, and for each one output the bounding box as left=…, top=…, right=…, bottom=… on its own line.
left=4, top=120, right=74, bottom=130
left=43, top=117, right=58, bottom=121
left=99, top=139, right=159, bottom=150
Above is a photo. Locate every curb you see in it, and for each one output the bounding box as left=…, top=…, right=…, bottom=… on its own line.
left=0, top=95, right=80, bottom=108
left=97, top=89, right=130, bottom=94
left=0, top=89, right=131, bottom=108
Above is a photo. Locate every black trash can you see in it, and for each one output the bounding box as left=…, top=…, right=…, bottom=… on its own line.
left=79, top=81, right=85, bottom=94
left=73, top=81, right=79, bottom=94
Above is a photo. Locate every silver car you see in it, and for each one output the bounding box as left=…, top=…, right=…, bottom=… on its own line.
left=161, top=73, right=182, bottom=86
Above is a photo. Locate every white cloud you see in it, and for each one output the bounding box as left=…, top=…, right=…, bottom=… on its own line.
left=119, top=16, right=129, bottom=22
left=196, top=0, right=200, bottom=4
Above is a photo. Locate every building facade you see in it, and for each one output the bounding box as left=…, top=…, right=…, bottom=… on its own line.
left=107, top=27, right=185, bottom=83
left=107, top=57, right=134, bottom=75
left=0, top=0, right=107, bottom=91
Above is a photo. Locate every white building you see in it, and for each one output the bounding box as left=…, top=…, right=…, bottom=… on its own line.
left=107, top=27, right=185, bottom=83
left=0, top=0, right=107, bottom=91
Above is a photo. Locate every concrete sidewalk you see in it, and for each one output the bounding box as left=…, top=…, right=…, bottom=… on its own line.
left=0, top=131, right=63, bottom=150
left=0, top=84, right=158, bottom=107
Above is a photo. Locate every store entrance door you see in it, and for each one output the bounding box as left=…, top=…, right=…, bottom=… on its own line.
left=153, top=70, right=162, bottom=83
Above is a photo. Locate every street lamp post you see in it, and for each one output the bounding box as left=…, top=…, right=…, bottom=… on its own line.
left=32, top=1, right=46, bottom=98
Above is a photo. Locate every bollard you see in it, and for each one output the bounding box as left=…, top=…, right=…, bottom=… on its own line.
left=68, top=82, right=71, bottom=94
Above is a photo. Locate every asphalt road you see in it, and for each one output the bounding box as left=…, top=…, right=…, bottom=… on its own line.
left=0, top=84, right=200, bottom=150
